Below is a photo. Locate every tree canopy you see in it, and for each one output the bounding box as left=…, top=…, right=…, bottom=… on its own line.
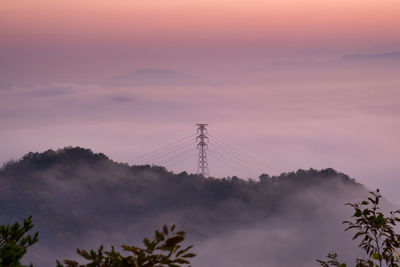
left=0, top=216, right=38, bottom=267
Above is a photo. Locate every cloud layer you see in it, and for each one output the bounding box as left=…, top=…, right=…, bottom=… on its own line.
left=1, top=58, right=399, bottom=203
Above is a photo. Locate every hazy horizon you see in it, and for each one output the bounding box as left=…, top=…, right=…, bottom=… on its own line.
left=1, top=0, right=400, bottom=204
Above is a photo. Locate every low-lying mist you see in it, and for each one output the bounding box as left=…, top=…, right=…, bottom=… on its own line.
left=0, top=147, right=382, bottom=266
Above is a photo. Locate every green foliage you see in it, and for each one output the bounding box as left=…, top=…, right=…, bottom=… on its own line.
left=0, top=216, right=39, bottom=267
left=57, top=224, right=196, bottom=267
left=318, top=190, right=400, bottom=267
left=317, top=253, right=346, bottom=267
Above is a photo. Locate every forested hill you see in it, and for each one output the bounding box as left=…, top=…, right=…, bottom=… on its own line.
left=0, top=147, right=370, bottom=266
left=1, top=146, right=360, bottom=189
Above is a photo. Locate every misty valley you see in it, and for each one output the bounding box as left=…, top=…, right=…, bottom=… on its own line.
left=2, top=0, right=400, bottom=266
left=2, top=147, right=398, bottom=266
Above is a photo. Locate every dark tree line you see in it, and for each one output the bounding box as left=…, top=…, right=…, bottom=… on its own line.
left=0, top=147, right=386, bottom=266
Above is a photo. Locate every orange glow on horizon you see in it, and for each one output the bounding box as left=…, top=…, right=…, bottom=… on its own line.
left=2, top=0, right=400, bottom=42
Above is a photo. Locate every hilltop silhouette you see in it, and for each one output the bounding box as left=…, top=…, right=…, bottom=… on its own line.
left=0, top=147, right=373, bottom=266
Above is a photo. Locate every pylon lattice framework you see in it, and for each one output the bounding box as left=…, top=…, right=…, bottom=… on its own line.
left=196, top=123, right=209, bottom=177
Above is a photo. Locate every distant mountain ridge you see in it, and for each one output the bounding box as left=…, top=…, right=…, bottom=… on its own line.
left=262, top=51, right=400, bottom=69
left=0, top=147, right=371, bottom=266
left=341, top=51, right=400, bottom=61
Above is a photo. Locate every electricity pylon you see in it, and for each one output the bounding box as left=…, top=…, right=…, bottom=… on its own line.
left=196, top=123, right=209, bottom=177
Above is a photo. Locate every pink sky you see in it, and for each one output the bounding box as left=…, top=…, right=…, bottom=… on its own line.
left=1, top=0, right=400, bottom=84
left=1, top=0, right=400, bottom=202
left=2, top=0, right=400, bottom=43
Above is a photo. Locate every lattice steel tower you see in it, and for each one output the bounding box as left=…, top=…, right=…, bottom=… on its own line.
left=196, top=123, right=209, bottom=177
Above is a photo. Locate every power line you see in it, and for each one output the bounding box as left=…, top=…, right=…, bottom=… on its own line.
left=209, top=134, right=272, bottom=169
left=156, top=146, right=196, bottom=165
left=209, top=147, right=260, bottom=177
left=159, top=148, right=197, bottom=168
left=136, top=139, right=195, bottom=165
left=131, top=133, right=196, bottom=163
left=207, top=151, right=250, bottom=178
left=131, top=125, right=282, bottom=178
left=210, top=141, right=267, bottom=174
left=209, top=133, right=291, bottom=172
left=208, top=133, right=277, bottom=173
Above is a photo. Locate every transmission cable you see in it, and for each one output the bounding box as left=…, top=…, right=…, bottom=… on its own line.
left=159, top=148, right=198, bottom=168
left=207, top=151, right=251, bottom=178
left=210, top=140, right=267, bottom=174
left=208, top=147, right=260, bottom=177
left=208, top=133, right=278, bottom=173
left=134, top=138, right=195, bottom=165
left=131, top=133, right=196, bottom=163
